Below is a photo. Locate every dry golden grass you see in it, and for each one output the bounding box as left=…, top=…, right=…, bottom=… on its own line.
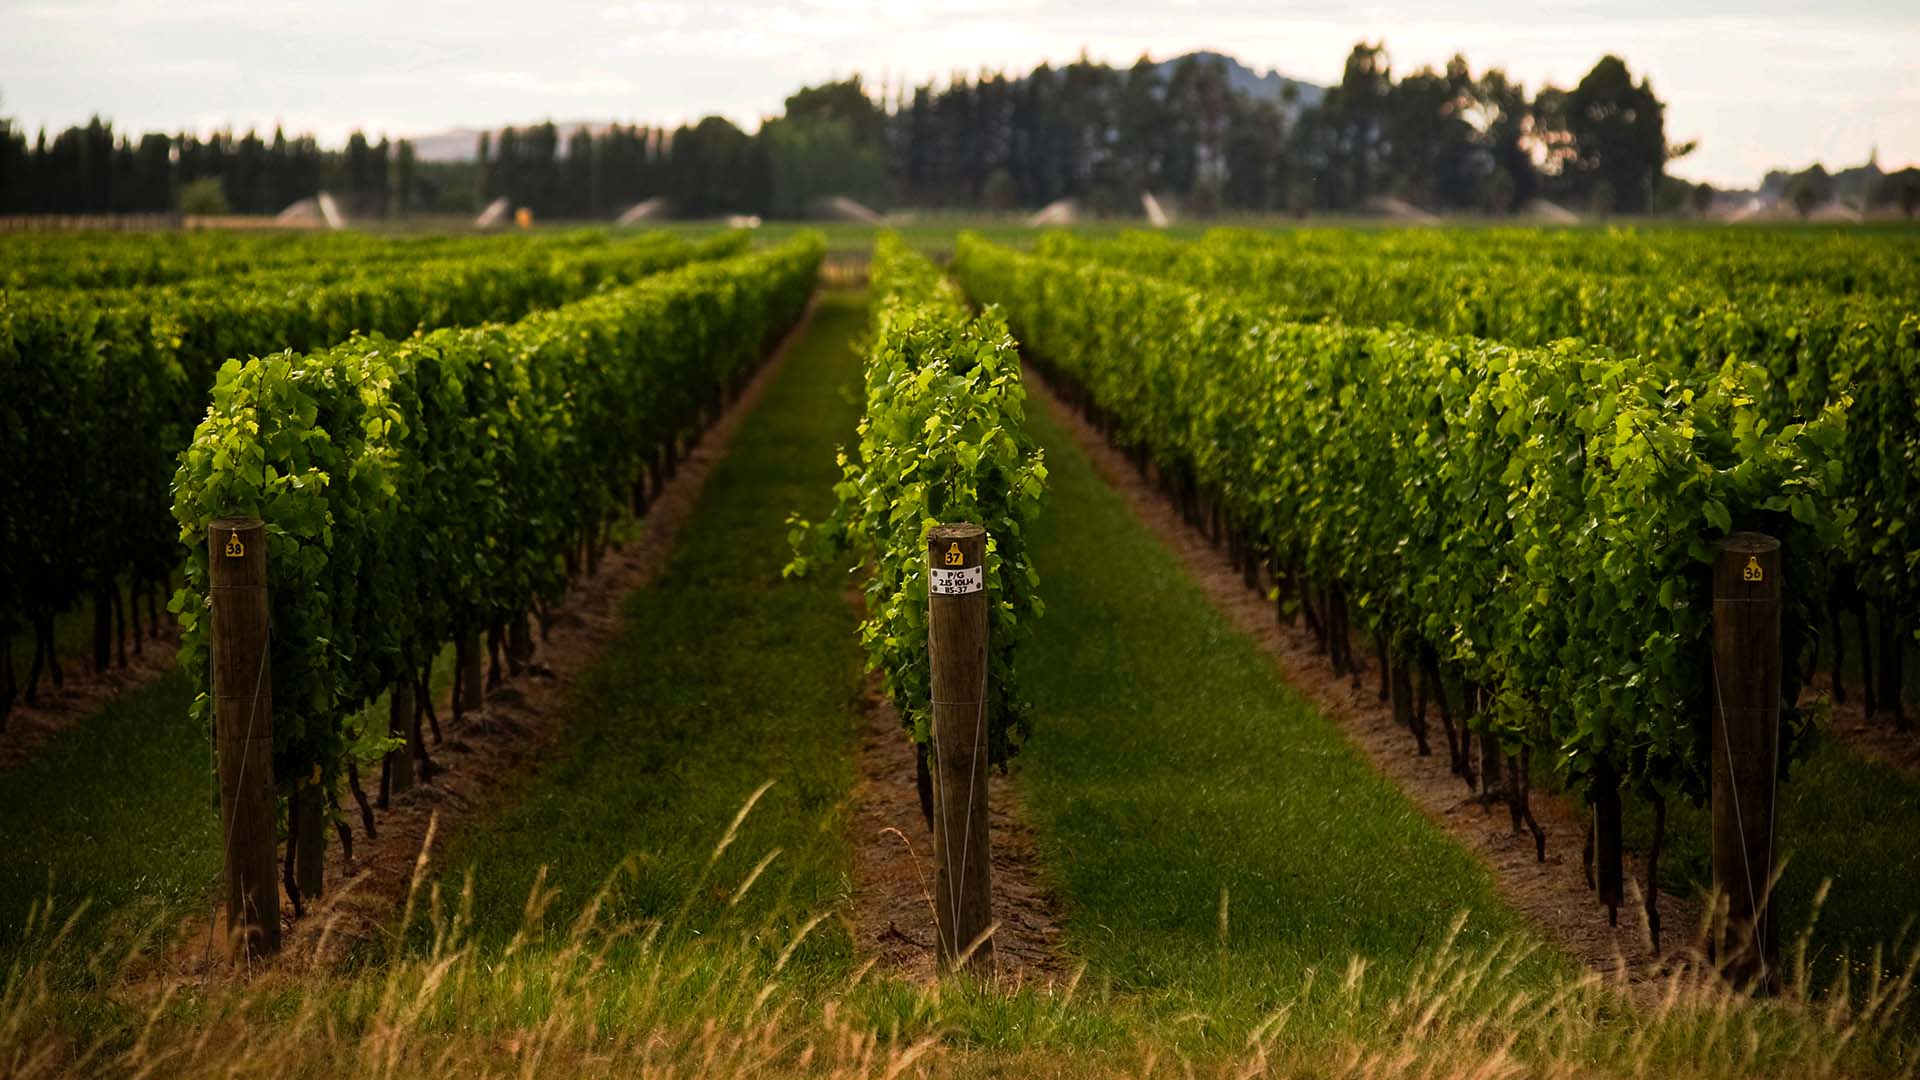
left=5, top=803, right=1914, bottom=1079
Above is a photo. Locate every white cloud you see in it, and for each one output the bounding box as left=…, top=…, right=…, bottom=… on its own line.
left=463, top=71, right=639, bottom=95
left=599, top=1, right=691, bottom=25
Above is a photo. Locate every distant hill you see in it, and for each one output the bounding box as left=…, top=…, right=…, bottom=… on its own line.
left=1156, top=50, right=1325, bottom=118
left=406, top=52, right=1325, bottom=163
left=408, top=127, right=486, bottom=163
left=408, top=120, right=618, bottom=163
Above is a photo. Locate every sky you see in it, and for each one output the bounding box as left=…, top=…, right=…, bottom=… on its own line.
left=2, top=0, right=1915, bottom=188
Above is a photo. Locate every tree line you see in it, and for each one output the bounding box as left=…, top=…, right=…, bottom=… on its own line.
left=463, top=48, right=1692, bottom=218
left=0, top=112, right=419, bottom=217
left=0, top=43, right=1760, bottom=219
left=876, top=47, right=1691, bottom=215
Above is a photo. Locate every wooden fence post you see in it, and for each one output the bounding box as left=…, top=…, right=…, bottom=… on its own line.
left=927, top=523, right=993, bottom=972
left=208, top=517, right=279, bottom=958
left=1712, top=532, right=1782, bottom=990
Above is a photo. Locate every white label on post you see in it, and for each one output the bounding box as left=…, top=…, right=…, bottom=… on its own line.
left=929, top=565, right=984, bottom=596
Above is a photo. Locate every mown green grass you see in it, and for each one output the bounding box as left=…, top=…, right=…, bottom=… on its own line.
left=1006, top=400, right=1578, bottom=1031
left=415, top=292, right=871, bottom=965
left=0, top=633, right=475, bottom=986
left=0, top=670, right=211, bottom=987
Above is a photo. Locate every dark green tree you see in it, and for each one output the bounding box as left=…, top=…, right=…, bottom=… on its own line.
left=562, top=128, right=595, bottom=217
left=764, top=114, right=887, bottom=217
left=667, top=115, right=762, bottom=216
left=1324, top=43, right=1392, bottom=207
left=1872, top=166, right=1920, bottom=218
left=394, top=139, right=416, bottom=215
left=1786, top=164, right=1832, bottom=217
left=1379, top=56, right=1480, bottom=209
left=1465, top=68, right=1535, bottom=211
left=1564, top=55, right=1669, bottom=212
left=1223, top=94, right=1285, bottom=211
left=1691, top=180, right=1715, bottom=216
left=1116, top=57, right=1168, bottom=195
left=230, top=130, right=266, bottom=213
left=0, top=97, right=22, bottom=209
left=783, top=77, right=887, bottom=147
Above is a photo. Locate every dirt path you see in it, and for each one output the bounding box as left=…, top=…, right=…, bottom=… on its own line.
left=847, top=659, right=1068, bottom=987
left=1025, top=363, right=1704, bottom=990
left=152, top=302, right=821, bottom=981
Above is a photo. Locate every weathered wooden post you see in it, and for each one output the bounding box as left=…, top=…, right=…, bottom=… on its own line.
left=458, top=630, right=484, bottom=716
left=295, top=773, right=325, bottom=899
left=508, top=610, right=534, bottom=677
left=1593, top=765, right=1625, bottom=925
left=1712, top=532, right=1782, bottom=990
left=388, top=678, right=416, bottom=793
left=927, top=523, right=993, bottom=972
left=208, top=517, right=279, bottom=958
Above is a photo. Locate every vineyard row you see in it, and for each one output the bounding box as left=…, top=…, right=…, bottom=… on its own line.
left=953, top=233, right=1850, bottom=933
left=0, top=230, right=750, bottom=721
left=1037, top=229, right=1920, bottom=724
left=173, top=234, right=823, bottom=946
